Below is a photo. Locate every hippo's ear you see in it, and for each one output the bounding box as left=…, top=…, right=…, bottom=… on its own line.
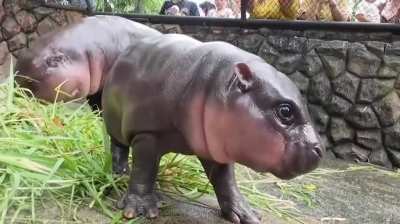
left=234, top=63, right=253, bottom=93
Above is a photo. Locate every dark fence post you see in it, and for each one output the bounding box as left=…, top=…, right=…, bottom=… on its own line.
left=241, top=0, right=247, bottom=21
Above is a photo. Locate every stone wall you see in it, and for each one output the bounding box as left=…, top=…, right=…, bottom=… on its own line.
left=0, top=0, right=84, bottom=81
left=1, top=1, right=400, bottom=169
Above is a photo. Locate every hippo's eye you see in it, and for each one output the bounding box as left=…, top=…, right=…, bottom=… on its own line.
left=276, top=103, right=295, bottom=125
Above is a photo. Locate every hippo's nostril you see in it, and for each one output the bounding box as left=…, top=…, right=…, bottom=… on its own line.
left=312, top=145, right=323, bottom=158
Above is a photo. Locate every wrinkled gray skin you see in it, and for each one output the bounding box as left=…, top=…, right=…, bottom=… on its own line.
left=15, top=15, right=161, bottom=111
left=102, top=34, right=324, bottom=224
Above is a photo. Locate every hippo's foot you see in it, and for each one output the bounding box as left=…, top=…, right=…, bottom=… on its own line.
left=117, top=192, right=160, bottom=219
left=220, top=198, right=261, bottom=224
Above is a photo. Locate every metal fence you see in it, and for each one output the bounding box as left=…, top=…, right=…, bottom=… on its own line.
left=246, top=0, right=398, bottom=23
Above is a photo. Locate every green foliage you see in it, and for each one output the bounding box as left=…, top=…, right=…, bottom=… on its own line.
left=96, top=0, right=164, bottom=14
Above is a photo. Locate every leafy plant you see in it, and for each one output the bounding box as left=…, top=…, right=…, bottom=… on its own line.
left=96, top=0, right=164, bottom=14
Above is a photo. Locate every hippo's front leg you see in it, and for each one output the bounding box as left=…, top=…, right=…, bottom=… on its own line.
left=117, top=134, right=161, bottom=219
left=200, top=159, right=261, bottom=224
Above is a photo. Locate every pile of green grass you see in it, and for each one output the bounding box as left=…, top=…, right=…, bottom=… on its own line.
left=0, top=71, right=318, bottom=224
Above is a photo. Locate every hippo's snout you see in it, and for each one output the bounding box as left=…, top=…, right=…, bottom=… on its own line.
left=271, top=125, right=324, bottom=180
left=311, top=142, right=323, bottom=159
left=302, top=141, right=324, bottom=173
left=300, top=124, right=325, bottom=165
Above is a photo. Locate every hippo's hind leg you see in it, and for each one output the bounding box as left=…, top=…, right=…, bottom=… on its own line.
left=118, top=133, right=161, bottom=219
left=87, top=91, right=102, bottom=112
left=110, top=137, right=130, bottom=175
left=199, top=159, right=261, bottom=224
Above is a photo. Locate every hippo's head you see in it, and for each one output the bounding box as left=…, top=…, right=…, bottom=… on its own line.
left=203, top=61, right=324, bottom=179
left=15, top=46, right=90, bottom=103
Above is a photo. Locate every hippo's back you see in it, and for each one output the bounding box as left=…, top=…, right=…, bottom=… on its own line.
left=104, top=33, right=266, bottom=110
left=30, top=15, right=162, bottom=62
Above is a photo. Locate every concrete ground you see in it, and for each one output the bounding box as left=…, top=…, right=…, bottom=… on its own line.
left=136, top=157, right=400, bottom=224
left=297, top=159, right=400, bottom=224
left=24, top=157, right=400, bottom=224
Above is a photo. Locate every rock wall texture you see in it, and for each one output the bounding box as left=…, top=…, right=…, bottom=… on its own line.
left=1, top=1, right=400, bottom=168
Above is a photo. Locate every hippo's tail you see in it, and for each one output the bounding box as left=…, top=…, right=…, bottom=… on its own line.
left=14, top=49, right=43, bottom=95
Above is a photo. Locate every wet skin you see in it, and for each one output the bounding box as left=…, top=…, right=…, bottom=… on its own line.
left=14, top=15, right=162, bottom=111
left=102, top=34, right=324, bottom=224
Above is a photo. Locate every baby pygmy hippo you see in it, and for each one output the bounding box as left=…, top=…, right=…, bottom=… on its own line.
left=102, top=33, right=324, bottom=224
